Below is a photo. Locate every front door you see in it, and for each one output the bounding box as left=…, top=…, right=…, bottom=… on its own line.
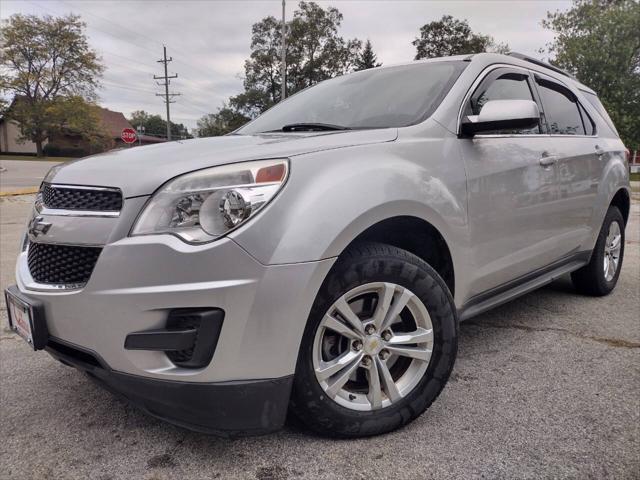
left=458, top=67, right=561, bottom=297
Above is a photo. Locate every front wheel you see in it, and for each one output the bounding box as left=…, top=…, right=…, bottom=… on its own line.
left=571, top=206, right=625, bottom=296
left=289, top=242, right=457, bottom=438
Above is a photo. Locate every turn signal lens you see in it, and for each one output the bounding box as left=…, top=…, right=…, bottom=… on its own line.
left=256, top=163, right=286, bottom=183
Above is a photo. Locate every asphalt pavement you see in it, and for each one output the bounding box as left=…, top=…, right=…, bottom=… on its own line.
left=0, top=191, right=638, bottom=479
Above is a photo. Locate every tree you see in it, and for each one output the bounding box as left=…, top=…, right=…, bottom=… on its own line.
left=542, top=0, right=640, bottom=149
left=0, top=14, right=104, bottom=156
left=355, top=40, right=382, bottom=71
left=47, top=96, right=109, bottom=148
left=197, top=106, right=250, bottom=137
left=129, top=110, right=191, bottom=139
left=413, top=15, right=509, bottom=60
left=231, top=1, right=361, bottom=117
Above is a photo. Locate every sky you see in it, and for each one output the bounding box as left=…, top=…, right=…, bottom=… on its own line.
left=1, top=0, right=573, bottom=132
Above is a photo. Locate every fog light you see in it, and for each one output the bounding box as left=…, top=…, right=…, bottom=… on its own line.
left=219, top=190, right=251, bottom=228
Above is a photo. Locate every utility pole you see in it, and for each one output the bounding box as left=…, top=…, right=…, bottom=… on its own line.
left=280, top=0, right=286, bottom=101
left=154, top=46, right=180, bottom=141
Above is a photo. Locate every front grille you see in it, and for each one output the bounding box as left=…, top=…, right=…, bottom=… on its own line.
left=27, top=243, right=102, bottom=285
left=42, top=183, right=122, bottom=211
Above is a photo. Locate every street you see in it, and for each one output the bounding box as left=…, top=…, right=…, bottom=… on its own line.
left=0, top=191, right=638, bottom=480
left=0, top=159, right=61, bottom=193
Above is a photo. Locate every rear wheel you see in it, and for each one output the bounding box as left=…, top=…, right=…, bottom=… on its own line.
left=290, top=242, right=457, bottom=438
left=571, top=206, right=625, bottom=296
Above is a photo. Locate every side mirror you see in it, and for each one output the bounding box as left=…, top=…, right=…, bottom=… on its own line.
left=460, top=99, right=540, bottom=136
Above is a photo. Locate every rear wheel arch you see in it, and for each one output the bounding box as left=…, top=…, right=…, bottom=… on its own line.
left=610, top=188, right=630, bottom=226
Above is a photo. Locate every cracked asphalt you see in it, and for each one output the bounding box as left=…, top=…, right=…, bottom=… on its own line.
left=1, top=192, right=639, bottom=480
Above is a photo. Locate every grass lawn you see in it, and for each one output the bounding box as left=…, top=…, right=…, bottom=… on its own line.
left=0, top=154, right=73, bottom=162
left=630, top=172, right=640, bottom=182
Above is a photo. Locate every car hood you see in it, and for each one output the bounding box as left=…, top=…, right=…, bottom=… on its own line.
left=49, top=129, right=398, bottom=197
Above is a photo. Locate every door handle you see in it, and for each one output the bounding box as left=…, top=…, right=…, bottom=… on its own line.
left=539, top=155, right=558, bottom=167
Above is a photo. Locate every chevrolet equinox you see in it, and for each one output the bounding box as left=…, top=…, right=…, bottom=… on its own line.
left=5, top=53, right=631, bottom=438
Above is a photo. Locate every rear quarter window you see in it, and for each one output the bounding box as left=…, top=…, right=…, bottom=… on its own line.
left=583, top=92, right=618, bottom=136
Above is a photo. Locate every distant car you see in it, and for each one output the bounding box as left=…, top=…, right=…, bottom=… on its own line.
left=5, top=53, right=630, bottom=438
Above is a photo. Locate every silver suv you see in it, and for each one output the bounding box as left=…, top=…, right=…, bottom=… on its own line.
left=5, top=53, right=630, bottom=438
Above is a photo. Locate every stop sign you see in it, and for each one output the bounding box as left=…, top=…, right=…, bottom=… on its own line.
left=121, top=128, right=137, bottom=144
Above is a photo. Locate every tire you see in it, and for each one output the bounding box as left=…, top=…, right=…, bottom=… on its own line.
left=289, top=242, right=458, bottom=438
left=571, top=206, right=625, bottom=296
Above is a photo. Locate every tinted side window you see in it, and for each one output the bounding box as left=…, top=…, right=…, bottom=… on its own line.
left=466, top=71, right=541, bottom=135
left=536, top=79, right=586, bottom=135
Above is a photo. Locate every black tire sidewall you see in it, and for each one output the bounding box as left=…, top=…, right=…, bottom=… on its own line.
left=290, top=243, right=458, bottom=438
left=589, top=207, right=625, bottom=294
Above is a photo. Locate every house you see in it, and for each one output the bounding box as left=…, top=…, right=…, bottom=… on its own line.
left=0, top=116, right=45, bottom=154
left=48, top=107, right=167, bottom=155
left=0, top=100, right=166, bottom=156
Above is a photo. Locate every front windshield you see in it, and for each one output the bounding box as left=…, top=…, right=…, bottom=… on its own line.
left=237, top=61, right=467, bottom=134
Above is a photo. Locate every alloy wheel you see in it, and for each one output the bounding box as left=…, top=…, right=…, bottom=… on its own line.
left=312, top=282, right=434, bottom=411
left=603, top=221, right=622, bottom=281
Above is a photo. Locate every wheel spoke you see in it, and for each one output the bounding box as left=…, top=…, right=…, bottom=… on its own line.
left=316, top=350, right=362, bottom=381
left=376, top=356, right=402, bottom=403
left=322, top=314, right=363, bottom=341
left=607, top=256, right=616, bottom=279
left=380, top=288, right=413, bottom=331
left=366, top=358, right=383, bottom=409
left=610, top=235, right=621, bottom=250
left=386, top=345, right=432, bottom=362
left=325, top=352, right=363, bottom=398
left=334, top=297, right=365, bottom=335
left=387, top=327, right=433, bottom=346
left=371, top=283, right=395, bottom=330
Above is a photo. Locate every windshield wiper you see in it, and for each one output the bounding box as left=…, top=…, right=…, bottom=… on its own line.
left=280, top=123, right=352, bottom=132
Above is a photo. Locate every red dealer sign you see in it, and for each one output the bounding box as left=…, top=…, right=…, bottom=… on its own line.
left=121, top=128, right=137, bottom=144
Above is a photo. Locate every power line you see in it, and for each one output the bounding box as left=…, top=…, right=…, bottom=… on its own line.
left=154, top=46, right=181, bottom=141
left=26, top=1, right=230, bottom=123
left=30, top=0, right=222, bottom=95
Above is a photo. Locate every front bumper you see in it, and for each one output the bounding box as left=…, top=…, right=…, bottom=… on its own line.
left=16, top=235, right=333, bottom=382
left=14, top=231, right=334, bottom=433
left=46, top=336, right=293, bottom=436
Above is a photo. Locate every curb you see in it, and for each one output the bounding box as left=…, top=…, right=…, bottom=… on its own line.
left=0, top=187, right=39, bottom=197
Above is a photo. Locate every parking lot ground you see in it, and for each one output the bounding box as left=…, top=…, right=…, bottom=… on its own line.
left=1, top=192, right=639, bottom=480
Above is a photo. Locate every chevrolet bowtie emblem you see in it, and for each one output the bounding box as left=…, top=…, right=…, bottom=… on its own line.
left=28, top=216, right=52, bottom=238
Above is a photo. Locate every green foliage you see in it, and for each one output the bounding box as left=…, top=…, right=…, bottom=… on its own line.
left=0, top=14, right=104, bottom=156
left=45, top=96, right=111, bottom=149
left=355, top=40, right=382, bottom=71
left=413, top=15, right=509, bottom=60
left=228, top=1, right=361, bottom=120
left=542, top=0, right=640, bottom=149
left=42, top=144, right=87, bottom=158
left=197, top=107, right=250, bottom=137
left=129, top=110, right=191, bottom=139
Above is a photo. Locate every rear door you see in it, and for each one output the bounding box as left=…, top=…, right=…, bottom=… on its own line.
left=533, top=74, right=601, bottom=254
left=458, top=67, right=561, bottom=297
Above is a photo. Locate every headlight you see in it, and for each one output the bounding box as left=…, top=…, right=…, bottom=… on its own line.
left=131, top=159, right=288, bottom=243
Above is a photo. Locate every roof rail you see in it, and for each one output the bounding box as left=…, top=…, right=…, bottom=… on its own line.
left=507, top=52, right=575, bottom=80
